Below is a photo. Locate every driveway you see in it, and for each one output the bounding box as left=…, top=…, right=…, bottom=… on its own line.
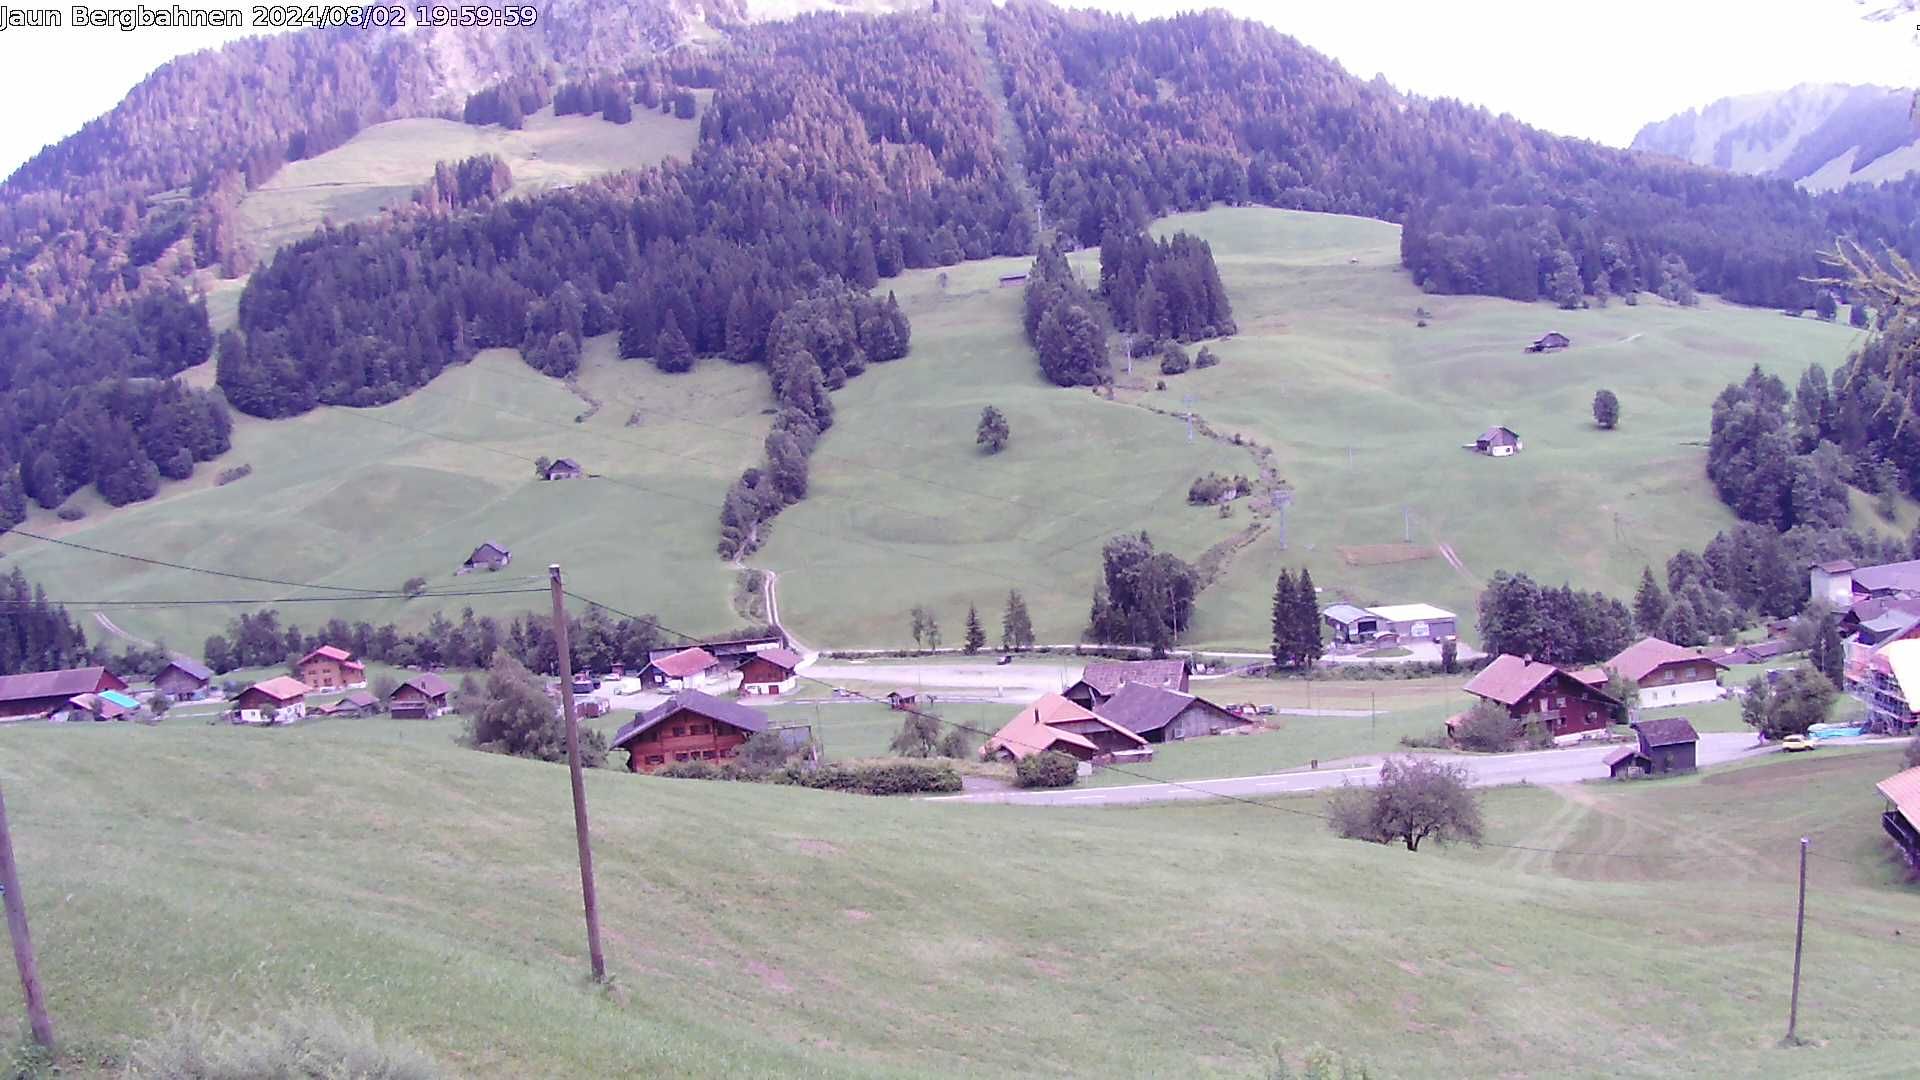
left=804, top=661, right=1073, bottom=702
left=931, top=732, right=1784, bottom=806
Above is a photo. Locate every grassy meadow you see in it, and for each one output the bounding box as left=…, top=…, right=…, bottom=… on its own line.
left=4, top=718, right=1920, bottom=1077
left=7, top=205, right=1910, bottom=657
left=235, top=108, right=699, bottom=258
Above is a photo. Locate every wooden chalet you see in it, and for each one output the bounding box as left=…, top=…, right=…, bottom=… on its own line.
left=153, top=658, right=214, bottom=700
left=641, top=647, right=728, bottom=692
left=389, top=673, right=452, bottom=718
left=1470, top=425, right=1523, bottom=457
left=738, top=648, right=803, bottom=696
left=612, top=690, right=768, bottom=773
left=1596, top=637, right=1726, bottom=707
left=1062, top=659, right=1192, bottom=709
left=233, top=676, right=308, bottom=725
left=1605, top=717, right=1699, bottom=778
left=886, top=688, right=918, bottom=711
left=1093, top=682, right=1243, bottom=744
left=0, top=667, right=127, bottom=721
left=317, top=690, right=381, bottom=718
left=296, top=645, right=365, bottom=691
left=1455, top=654, right=1618, bottom=742
left=1526, top=331, right=1570, bottom=353
left=985, top=693, right=1150, bottom=764
left=460, top=541, right=512, bottom=573
left=1877, top=766, right=1920, bottom=872
left=542, top=457, right=584, bottom=480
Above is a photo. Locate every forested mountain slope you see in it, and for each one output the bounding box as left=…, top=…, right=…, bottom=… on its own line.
left=1633, top=83, right=1920, bottom=192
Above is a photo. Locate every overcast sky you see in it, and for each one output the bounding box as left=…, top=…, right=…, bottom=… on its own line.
left=0, top=0, right=1914, bottom=179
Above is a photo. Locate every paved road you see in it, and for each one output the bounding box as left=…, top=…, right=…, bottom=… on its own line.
left=932, top=732, right=1783, bottom=806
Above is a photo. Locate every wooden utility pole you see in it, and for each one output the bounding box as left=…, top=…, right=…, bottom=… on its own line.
left=549, top=565, right=606, bottom=982
left=0, top=780, right=55, bottom=1052
left=1786, top=836, right=1809, bottom=1044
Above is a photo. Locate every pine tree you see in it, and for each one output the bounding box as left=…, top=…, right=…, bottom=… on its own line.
left=1002, top=590, right=1034, bottom=651
left=1633, top=567, right=1667, bottom=634
left=654, top=311, right=694, bottom=374
left=1271, top=568, right=1297, bottom=667
left=1295, top=567, right=1323, bottom=667
left=964, top=605, right=985, bottom=654
left=1813, top=613, right=1845, bottom=685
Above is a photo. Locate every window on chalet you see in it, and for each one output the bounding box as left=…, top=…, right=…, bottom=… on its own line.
left=645, top=755, right=664, bottom=766
left=690, top=723, right=710, bottom=735
left=674, top=752, right=690, bottom=762
left=672, top=725, right=687, bottom=737
left=701, top=750, right=717, bottom=760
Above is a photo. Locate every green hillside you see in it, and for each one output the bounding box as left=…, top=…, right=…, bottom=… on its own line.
left=235, top=107, right=701, bottom=258
left=4, top=207, right=1899, bottom=653
left=3, top=720, right=1918, bottom=1076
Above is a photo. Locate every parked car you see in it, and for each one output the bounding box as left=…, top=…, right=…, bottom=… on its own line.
left=1257, top=704, right=1276, bottom=716
left=996, top=655, right=1013, bottom=665
left=1781, top=734, right=1817, bottom=752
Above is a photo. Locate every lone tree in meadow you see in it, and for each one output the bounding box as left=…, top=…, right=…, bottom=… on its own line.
left=1327, top=757, right=1484, bottom=852
left=964, top=604, right=985, bottom=654
left=977, top=406, right=1010, bottom=453
left=1592, top=388, right=1620, bottom=430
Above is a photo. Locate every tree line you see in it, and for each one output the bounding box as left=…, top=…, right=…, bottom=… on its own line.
left=984, top=3, right=1920, bottom=313
left=1086, top=533, right=1198, bottom=653
left=1099, top=229, right=1236, bottom=343
left=1476, top=571, right=1634, bottom=666
left=1022, top=244, right=1109, bottom=386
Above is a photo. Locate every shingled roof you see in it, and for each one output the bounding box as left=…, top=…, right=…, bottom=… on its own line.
left=1094, top=682, right=1236, bottom=737
left=649, top=647, right=719, bottom=678
left=159, top=657, right=213, bottom=682
left=1075, top=659, right=1189, bottom=697
left=1634, top=717, right=1698, bottom=749
left=1462, top=654, right=1561, bottom=706
left=245, top=676, right=309, bottom=703
left=0, top=667, right=119, bottom=703
left=612, top=690, right=768, bottom=748
left=1606, top=637, right=1723, bottom=683
left=985, top=694, right=1106, bottom=760
left=300, top=645, right=354, bottom=665
left=396, top=673, right=451, bottom=699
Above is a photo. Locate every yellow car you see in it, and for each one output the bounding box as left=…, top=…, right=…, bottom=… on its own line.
left=1780, top=734, right=1817, bottom=752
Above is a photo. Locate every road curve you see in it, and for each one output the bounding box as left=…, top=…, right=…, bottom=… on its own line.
left=930, top=732, right=1784, bottom=806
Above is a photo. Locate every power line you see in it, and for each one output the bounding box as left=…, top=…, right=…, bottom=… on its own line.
left=0, top=586, right=548, bottom=609
left=1, top=528, right=417, bottom=596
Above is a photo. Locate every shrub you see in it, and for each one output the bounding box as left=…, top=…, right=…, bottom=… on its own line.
left=1015, top=750, right=1079, bottom=788
left=1398, top=730, right=1448, bottom=750
left=401, top=577, right=428, bottom=597
left=1451, top=700, right=1517, bottom=752
left=772, top=760, right=961, bottom=795
left=150, top=692, right=172, bottom=717
left=657, top=760, right=722, bottom=780
left=1194, top=345, right=1219, bottom=369
left=123, top=1006, right=439, bottom=1079
left=55, top=506, right=85, bottom=521
left=215, top=463, right=252, bottom=486
left=937, top=728, right=972, bottom=759
left=1187, top=472, right=1250, bottom=505
left=1159, top=341, right=1190, bottom=374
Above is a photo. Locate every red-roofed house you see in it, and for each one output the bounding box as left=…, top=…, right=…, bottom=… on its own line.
left=233, top=677, right=309, bottom=725
left=985, top=694, right=1150, bottom=763
left=1601, top=637, right=1727, bottom=707
left=297, top=646, right=366, bottom=691
left=1876, top=765, right=1920, bottom=869
left=738, top=648, right=803, bottom=696
left=1455, top=654, right=1618, bottom=742
left=641, top=647, right=731, bottom=692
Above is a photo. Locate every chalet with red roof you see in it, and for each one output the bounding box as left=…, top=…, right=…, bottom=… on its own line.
left=985, top=693, right=1150, bottom=763
left=0, top=667, right=127, bottom=721
left=233, top=677, right=308, bottom=725
left=641, top=647, right=730, bottom=692
left=1454, top=654, right=1617, bottom=742
left=296, top=645, right=365, bottom=691
left=738, top=648, right=803, bottom=696
left=612, top=691, right=768, bottom=772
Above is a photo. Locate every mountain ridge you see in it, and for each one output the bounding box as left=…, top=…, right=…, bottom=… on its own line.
left=1631, top=81, right=1920, bottom=191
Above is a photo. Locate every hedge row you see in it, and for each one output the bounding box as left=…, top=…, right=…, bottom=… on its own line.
left=654, top=758, right=962, bottom=795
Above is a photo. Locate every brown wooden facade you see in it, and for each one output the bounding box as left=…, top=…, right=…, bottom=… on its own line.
left=620, top=711, right=752, bottom=772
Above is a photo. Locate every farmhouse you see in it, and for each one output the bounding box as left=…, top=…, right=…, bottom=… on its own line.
left=1062, top=659, right=1192, bottom=709
left=886, top=688, right=918, bottom=710
left=0, top=667, right=127, bottom=721
left=388, top=673, right=452, bottom=718
left=1810, top=557, right=1920, bottom=609
left=153, top=658, right=214, bottom=700
left=1878, top=766, right=1920, bottom=870
left=296, top=645, right=365, bottom=691
left=1527, top=331, right=1570, bottom=352
left=542, top=457, right=583, bottom=480
left=233, top=676, right=308, bottom=725
left=1469, top=426, right=1523, bottom=457
left=985, top=693, right=1149, bottom=763
left=611, top=690, right=768, bottom=772
left=317, top=690, right=381, bottom=717
left=1605, top=717, right=1699, bottom=778
left=1094, top=682, right=1243, bottom=743
left=1456, top=654, right=1618, bottom=741
left=738, top=648, right=803, bottom=696
left=1599, top=636, right=1726, bottom=707
left=461, top=541, right=513, bottom=573
left=641, top=647, right=730, bottom=692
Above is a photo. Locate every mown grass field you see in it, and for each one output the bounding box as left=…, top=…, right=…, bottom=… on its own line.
left=4, top=718, right=1919, bottom=1077
left=8, top=206, right=1910, bottom=656
left=235, top=107, right=699, bottom=258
